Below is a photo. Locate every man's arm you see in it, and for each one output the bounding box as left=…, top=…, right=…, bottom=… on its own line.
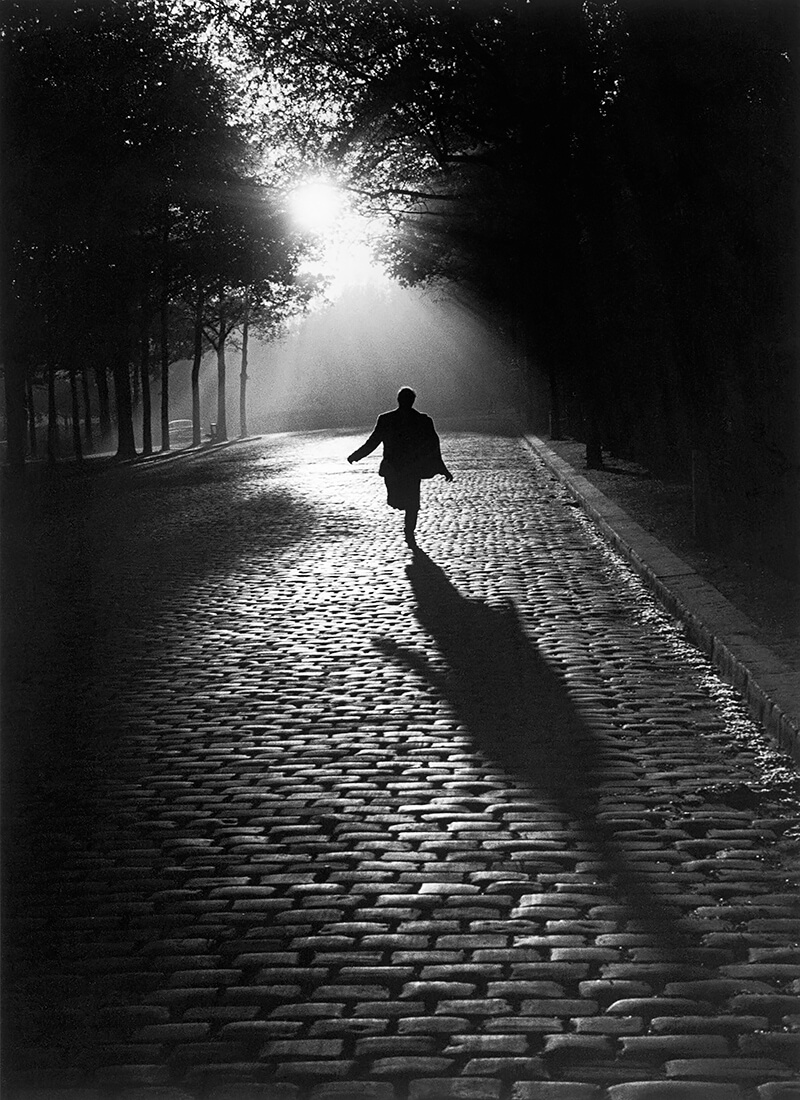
left=427, top=418, right=454, bottom=481
left=348, top=418, right=383, bottom=463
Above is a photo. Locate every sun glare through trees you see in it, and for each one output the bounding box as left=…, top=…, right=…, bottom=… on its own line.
left=289, top=180, right=343, bottom=232
left=289, top=178, right=390, bottom=299
left=3, top=1, right=800, bottom=1097
left=3, top=0, right=797, bottom=566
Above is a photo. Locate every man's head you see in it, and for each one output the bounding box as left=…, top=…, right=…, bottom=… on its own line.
left=397, top=387, right=416, bottom=409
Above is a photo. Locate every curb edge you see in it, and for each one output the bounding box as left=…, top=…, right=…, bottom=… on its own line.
left=522, top=433, right=800, bottom=766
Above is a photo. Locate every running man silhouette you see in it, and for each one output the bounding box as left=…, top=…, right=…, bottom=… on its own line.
left=347, top=387, right=453, bottom=546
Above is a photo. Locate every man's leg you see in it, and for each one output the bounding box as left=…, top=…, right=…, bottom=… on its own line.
left=404, top=507, right=418, bottom=545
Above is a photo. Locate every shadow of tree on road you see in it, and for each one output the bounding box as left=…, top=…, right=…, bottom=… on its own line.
left=2, top=447, right=368, bottom=1074
left=375, top=548, right=685, bottom=945
left=1, top=449, right=361, bottom=823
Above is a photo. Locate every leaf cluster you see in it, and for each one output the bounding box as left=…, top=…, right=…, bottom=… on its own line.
left=2, top=0, right=310, bottom=377
left=241, top=3, right=793, bottom=342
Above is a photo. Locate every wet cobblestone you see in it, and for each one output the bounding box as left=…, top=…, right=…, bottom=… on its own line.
left=3, top=431, right=800, bottom=1100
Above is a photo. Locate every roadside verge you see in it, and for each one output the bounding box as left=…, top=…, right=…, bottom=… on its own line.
left=524, top=433, right=800, bottom=765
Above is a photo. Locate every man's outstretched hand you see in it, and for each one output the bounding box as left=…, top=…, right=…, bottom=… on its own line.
left=347, top=454, right=357, bottom=464
left=443, top=470, right=454, bottom=482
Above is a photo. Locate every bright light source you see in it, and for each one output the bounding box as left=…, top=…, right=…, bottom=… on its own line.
left=289, top=180, right=343, bottom=233
left=290, top=177, right=390, bottom=296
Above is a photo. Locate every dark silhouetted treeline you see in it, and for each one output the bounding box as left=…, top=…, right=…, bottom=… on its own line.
left=1, top=0, right=310, bottom=464
left=237, top=0, right=798, bottom=575
left=3, top=0, right=797, bottom=575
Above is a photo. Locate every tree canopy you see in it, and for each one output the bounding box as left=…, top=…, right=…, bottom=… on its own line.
left=1, top=0, right=311, bottom=460
left=2, top=0, right=797, bottom=571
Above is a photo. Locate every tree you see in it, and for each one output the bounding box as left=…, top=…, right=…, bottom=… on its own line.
left=223, top=0, right=798, bottom=571
left=225, top=0, right=607, bottom=446
left=188, top=176, right=311, bottom=444
left=2, top=0, right=255, bottom=462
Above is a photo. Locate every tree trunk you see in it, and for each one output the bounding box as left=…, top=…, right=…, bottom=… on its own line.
left=160, top=289, right=170, bottom=451
left=140, top=313, right=152, bottom=456
left=584, top=421, right=603, bottom=468
left=548, top=368, right=563, bottom=440
left=95, top=363, right=111, bottom=443
left=582, top=373, right=605, bottom=469
left=159, top=215, right=171, bottom=452
left=132, top=355, right=140, bottom=410
left=239, top=293, right=250, bottom=438
left=112, top=346, right=137, bottom=460
left=69, top=366, right=83, bottom=462
left=81, top=367, right=94, bottom=453
left=47, top=361, right=58, bottom=464
left=692, top=447, right=720, bottom=546
left=191, top=289, right=204, bottom=446
left=26, top=373, right=38, bottom=458
left=216, top=315, right=228, bottom=442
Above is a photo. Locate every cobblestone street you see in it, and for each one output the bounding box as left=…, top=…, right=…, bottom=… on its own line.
left=3, top=430, right=800, bottom=1100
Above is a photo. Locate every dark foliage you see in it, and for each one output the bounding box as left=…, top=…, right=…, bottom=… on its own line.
left=1, top=0, right=306, bottom=462
left=236, top=0, right=799, bottom=574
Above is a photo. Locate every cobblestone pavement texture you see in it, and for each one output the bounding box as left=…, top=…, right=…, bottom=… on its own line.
left=3, top=431, right=800, bottom=1100
left=540, top=439, right=800, bottom=674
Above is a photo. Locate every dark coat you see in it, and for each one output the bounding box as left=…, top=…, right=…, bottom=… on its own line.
left=349, top=408, right=447, bottom=479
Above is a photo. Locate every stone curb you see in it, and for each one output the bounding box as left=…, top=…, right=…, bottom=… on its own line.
left=523, top=433, right=800, bottom=765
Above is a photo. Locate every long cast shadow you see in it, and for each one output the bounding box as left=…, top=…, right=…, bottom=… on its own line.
left=375, top=549, right=684, bottom=944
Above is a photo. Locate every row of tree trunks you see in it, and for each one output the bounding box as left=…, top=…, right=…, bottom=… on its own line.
left=22, top=358, right=150, bottom=465
left=23, top=367, right=96, bottom=462
left=8, top=322, right=248, bottom=469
